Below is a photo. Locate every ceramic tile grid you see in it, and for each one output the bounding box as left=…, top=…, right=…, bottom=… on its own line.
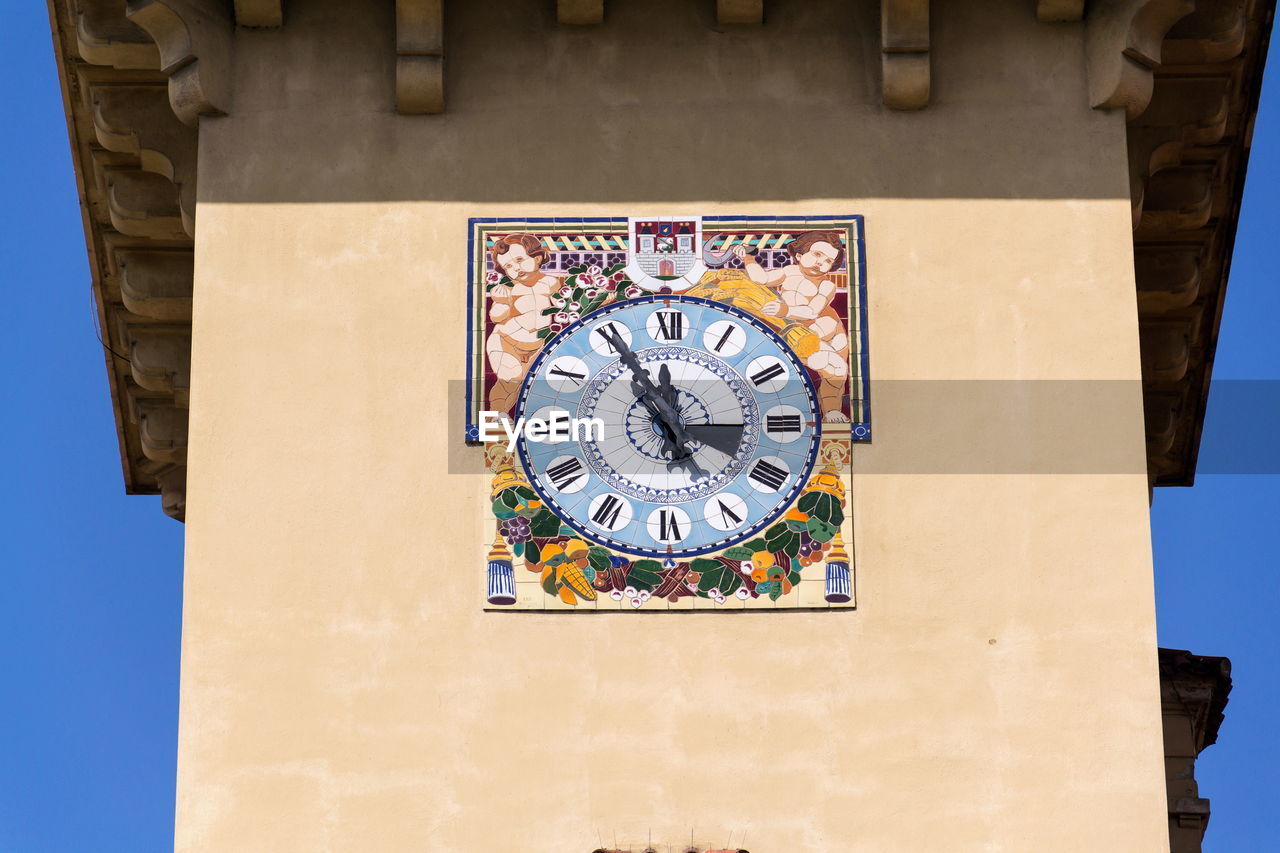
left=470, top=215, right=868, bottom=612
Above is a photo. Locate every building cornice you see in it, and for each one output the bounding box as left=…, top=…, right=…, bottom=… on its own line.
left=46, top=0, right=1275, bottom=520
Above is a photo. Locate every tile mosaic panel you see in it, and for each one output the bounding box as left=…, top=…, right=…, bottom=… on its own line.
left=468, top=215, right=869, bottom=612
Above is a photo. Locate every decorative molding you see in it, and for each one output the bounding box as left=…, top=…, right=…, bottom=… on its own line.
left=89, top=83, right=197, bottom=234
left=117, top=249, right=194, bottom=321
left=1160, top=648, right=1231, bottom=853
left=1127, top=75, right=1229, bottom=218
left=154, top=464, right=187, bottom=520
left=395, top=0, right=444, bottom=114
left=1036, top=1, right=1084, bottom=22
left=128, top=328, right=192, bottom=406
left=136, top=402, right=190, bottom=464
left=557, top=0, right=604, bottom=25
left=881, top=0, right=930, bottom=110
left=101, top=166, right=189, bottom=240
left=1135, top=247, right=1201, bottom=313
left=1140, top=320, right=1192, bottom=384
left=74, top=0, right=161, bottom=68
left=125, top=0, right=234, bottom=125
left=233, top=0, right=282, bottom=28
left=1163, top=0, right=1249, bottom=64
left=1139, top=166, right=1214, bottom=232
left=717, top=0, right=763, bottom=25
left=1084, top=0, right=1196, bottom=120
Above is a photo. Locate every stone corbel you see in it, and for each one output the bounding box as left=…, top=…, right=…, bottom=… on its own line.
left=1084, top=0, right=1196, bottom=120
left=102, top=167, right=190, bottom=240
left=1138, top=166, right=1214, bottom=232
left=1144, top=392, right=1181, bottom=457
left=234, top=0, right=282, bottom=28
left=154, top=464, right=187, bottom=520
left=128, top=329, right=193, bottom=406
left=89, top=84, right=197, bottom=234
left=717, top=0, right=763, bottom=25
left=1037, top=1, right=1084, bottom=22
left=396, top=0, right=444, bottom=114
left=117, top=249, right=195, bottom=321
left=1127, top=76, right=1229, bottom=218
left=881, top=0, right=929, bottom=110
left=1139, top=321, right=1191, bottom=383
left=1135, top=246, right=1201, bottom=312
left=125, top=0, right=234, bottom=125
left=1163, top=0, right=1248, bottom=65
left=557, top=0, right=604, bottom=25
left=74, top=0, right=161, bottom=69
left=136, top=403, right=190, bottom=465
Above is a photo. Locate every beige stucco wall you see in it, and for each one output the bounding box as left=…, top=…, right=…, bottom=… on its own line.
left=177, top=1, right=1167, bottom=850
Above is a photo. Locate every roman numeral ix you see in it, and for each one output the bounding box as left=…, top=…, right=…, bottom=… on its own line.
left=546, top=457, right=585, bottom=491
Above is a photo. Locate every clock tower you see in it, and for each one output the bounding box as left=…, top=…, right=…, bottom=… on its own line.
left=46, top=0, right=1268, bottom=850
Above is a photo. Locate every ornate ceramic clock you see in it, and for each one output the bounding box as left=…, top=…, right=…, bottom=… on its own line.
left=467, top=215, right=869, bottom=610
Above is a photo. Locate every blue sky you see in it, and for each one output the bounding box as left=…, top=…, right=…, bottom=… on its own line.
left=3, top=6, right=1275, bottom=851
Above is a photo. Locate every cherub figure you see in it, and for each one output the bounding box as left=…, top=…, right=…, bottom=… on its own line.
left=732, top=230, right=851, bottom=420
left=485, top=234, right=556, bottom=414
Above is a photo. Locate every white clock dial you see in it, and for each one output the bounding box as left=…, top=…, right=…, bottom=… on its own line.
left=517, top=295, right=820, bottom=558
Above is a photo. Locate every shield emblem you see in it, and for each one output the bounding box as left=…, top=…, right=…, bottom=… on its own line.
left=624, top=217, right=707, bottom=291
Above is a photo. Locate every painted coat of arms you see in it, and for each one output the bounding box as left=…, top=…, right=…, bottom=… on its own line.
left=466, top=216, right=869, bottom=611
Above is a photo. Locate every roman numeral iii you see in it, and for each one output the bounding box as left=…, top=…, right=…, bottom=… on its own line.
left=749, top=459, right=788, bottom=491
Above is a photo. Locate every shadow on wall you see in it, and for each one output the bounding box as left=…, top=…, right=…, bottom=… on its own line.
left=203, top=0, right=1130, bottom=205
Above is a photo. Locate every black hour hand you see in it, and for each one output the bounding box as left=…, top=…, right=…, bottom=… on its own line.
left=682, top=423, right=744, bottom=456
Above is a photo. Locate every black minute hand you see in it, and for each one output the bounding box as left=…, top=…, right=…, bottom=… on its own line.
left=600, top=325, right=692, bottom=458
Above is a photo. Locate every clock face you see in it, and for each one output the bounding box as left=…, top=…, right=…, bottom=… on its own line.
left=516, top=295, right=820, bottom=558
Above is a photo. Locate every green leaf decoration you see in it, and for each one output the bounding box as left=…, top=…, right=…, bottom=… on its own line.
left=587, top=547, right=611, bottom=574
left=769, top=582, right=785, bottom=601
left=627, top=560, right=664, bottom=591
left=537, top=328, right=551, bottom=339
left=513, top=542, right=524, bottom=558
left=529, top=510, right=562, bottom=538
left=697, top=566, right=726, bottom=594
left=541, top=570, right=559, bottom=595
left=525, top=541, right=541, bottom=565
left=545, top=552, right=567, bottom=568
left=628, top=570, right=663, bottom=592
left=492, top=500, right=517, bottom=520
left=558, top=525, right=575, bottom=537
left=764, top=522, right=788, bottom=541
left=742, top=538, right=767, bottom=554
left=806, top=517, right=837, bottom=543
left=514, top=485, right=539, bottom=501
left=690, top=557, right=721, bottom=573
left=788, top=570, right=801, bottom=586
left=500, top=489, right=520, bottom=509
left=805, top=492, right=844, bottom=527
left=797, top=492, right=819, bottom=513
left=722, top=546, right=754, bottom=561
left=721, top=573, right=742, bottom=595
left=786, top=518, right=809, bottom=532
left=766, top=526, right=799, bottom=558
